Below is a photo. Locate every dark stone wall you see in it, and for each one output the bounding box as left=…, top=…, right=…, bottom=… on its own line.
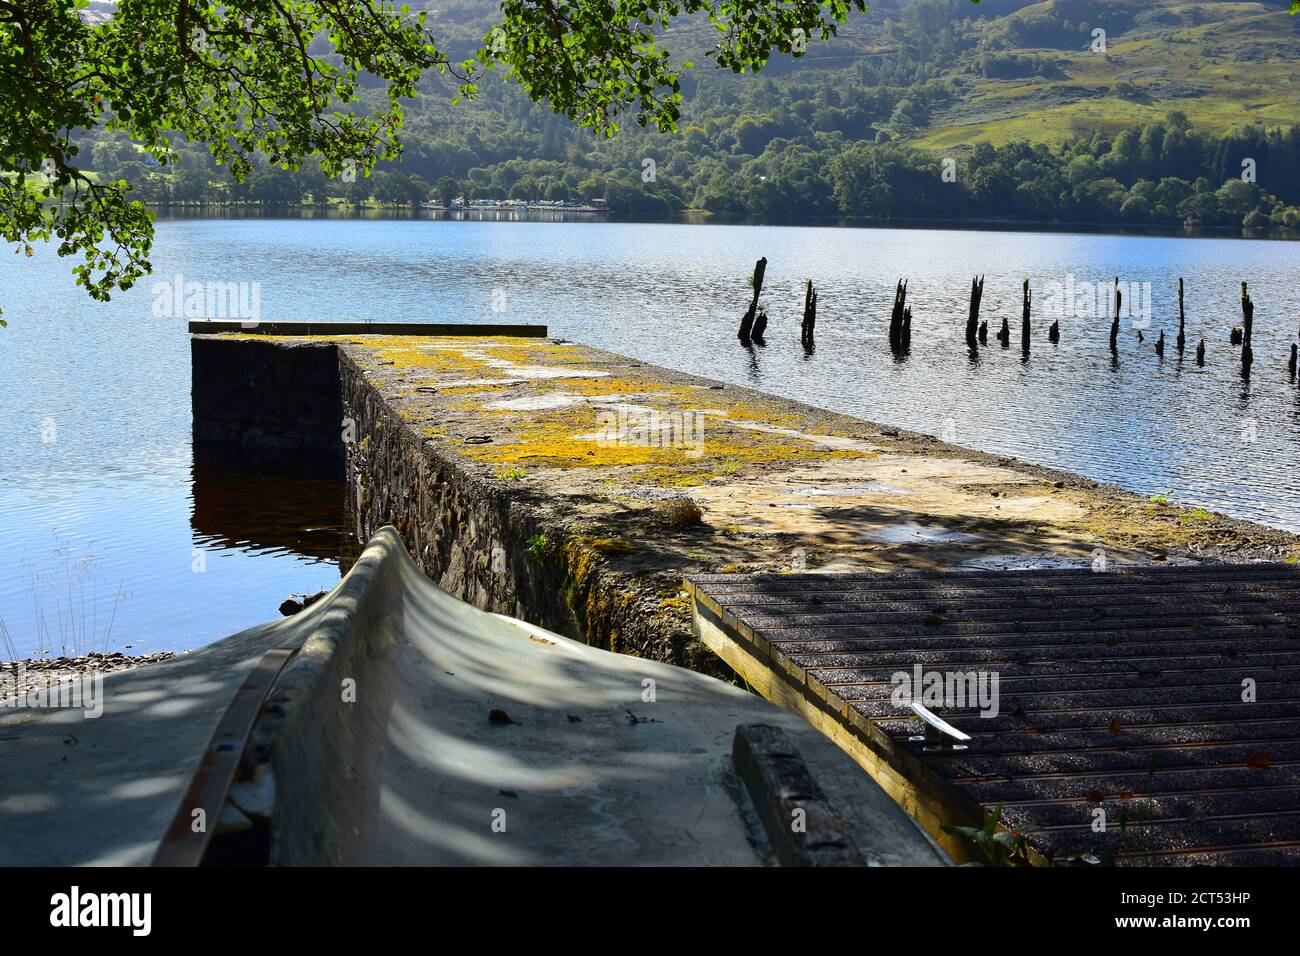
left=191, top=336, right=344, bottom=472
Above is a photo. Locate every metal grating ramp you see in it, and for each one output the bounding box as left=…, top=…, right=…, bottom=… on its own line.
left=686, top=563, right=1300, bottom=866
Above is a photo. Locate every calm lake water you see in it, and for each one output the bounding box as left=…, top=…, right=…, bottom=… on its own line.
left=2, top=215, right=1298, bottom=658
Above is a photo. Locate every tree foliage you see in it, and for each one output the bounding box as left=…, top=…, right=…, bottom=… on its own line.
left=1, top=0, right=873, bottom=316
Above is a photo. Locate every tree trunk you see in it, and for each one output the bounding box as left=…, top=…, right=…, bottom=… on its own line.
left=1176, top=277, right=1186, bottom=352
left=1020, top=278, right=1031, bottom=353
left=1109, top=277, right=1121, bottom=352
left=801, top=280, right=817, bottom=347
left=1240, top=282, right=1254, bottom=368
left=966, top=275, right=983, bottom=348
left=738, top=256, right=767, bottom=343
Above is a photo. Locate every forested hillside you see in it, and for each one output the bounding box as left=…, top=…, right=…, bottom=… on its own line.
left=78, top=0, right=1300, bottom=231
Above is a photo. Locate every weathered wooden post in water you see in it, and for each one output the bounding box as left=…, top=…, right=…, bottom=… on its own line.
left=1197, top=338, right=1206, bottom=366
left=751, top=308, right=769, bottom=345
left=966, top=275, right=984, bottom=349
left=978, top=320, right=988, bottom=345
left=1289, top=343, right=1297, bottom=380
left=1020, top=279, right=1032, bottom=353
left=996, top=316, right=1010, bottom=346
left=889, top=280, right=909, bottom=353
left=738, top=257, right=767, bottom=343
left=1240, top=282, right=1254, bottom=369
left=1048, top=319, right=1060, bottom=344
left=1177, top=278, right=1186, bottom=353
left=1109, top=277, right=1121, bottom=353
left=1155, top=329, right=1165, bottom=357
left=801, top=280, right=817, bottom=347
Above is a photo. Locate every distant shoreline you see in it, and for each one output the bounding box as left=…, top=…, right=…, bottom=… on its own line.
left=141, top=204, right=1300, bottom=243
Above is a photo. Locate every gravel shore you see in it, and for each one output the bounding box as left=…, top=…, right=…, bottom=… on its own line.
left=0, top=651, right=175, bottom=702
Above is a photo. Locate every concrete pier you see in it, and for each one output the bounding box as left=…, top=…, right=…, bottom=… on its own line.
left=193, top=329, right=1300, bottom=675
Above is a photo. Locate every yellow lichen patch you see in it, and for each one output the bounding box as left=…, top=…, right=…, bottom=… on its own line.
left=584, top=537, right=636, bottom=556
left=639, top=468, right=708, bottom=487
left=708, top=400, right=808, bottom=429
left=354, top=336, right=558, bottom=375
left=529, top=374, right=813, bottom=430
left=655, top=592, right=693, bottom=618
left=210, top=332, right=367, bottom=345
left=434, top=382, right=519, bottom=397
left=473, top=341, right=584, bottom=366
left=451, top=394, right=875, bottom=482
left=457, top=408, right=685, bottom=468
left=371, top=344, right=492, bottom=373
left=539, top=375, right=702, bottom=402
left=434, top=377, right=695, bottom=417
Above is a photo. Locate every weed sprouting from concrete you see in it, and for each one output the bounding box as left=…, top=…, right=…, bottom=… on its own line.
left=655, top=497, right=704, bottom=529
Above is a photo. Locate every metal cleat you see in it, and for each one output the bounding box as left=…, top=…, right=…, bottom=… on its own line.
left=907, top=701, right=971, bottom=753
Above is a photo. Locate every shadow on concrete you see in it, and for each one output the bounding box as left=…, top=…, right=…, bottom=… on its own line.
left=0, top=611, right=305, bottom=865
left=256, top=529, right=947, bottom=866
left=548, top=490, right=1121, bottom=576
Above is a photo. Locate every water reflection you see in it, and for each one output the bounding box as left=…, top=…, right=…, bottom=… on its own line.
left=0, top=448, right=347, bottom=660
left=190, top=447, right=352, bottom=566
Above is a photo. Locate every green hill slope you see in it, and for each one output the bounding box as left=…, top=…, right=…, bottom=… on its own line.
left=912, top=1, right=1300, bottom=149
left=418, top=0, right=1300, bottom=149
